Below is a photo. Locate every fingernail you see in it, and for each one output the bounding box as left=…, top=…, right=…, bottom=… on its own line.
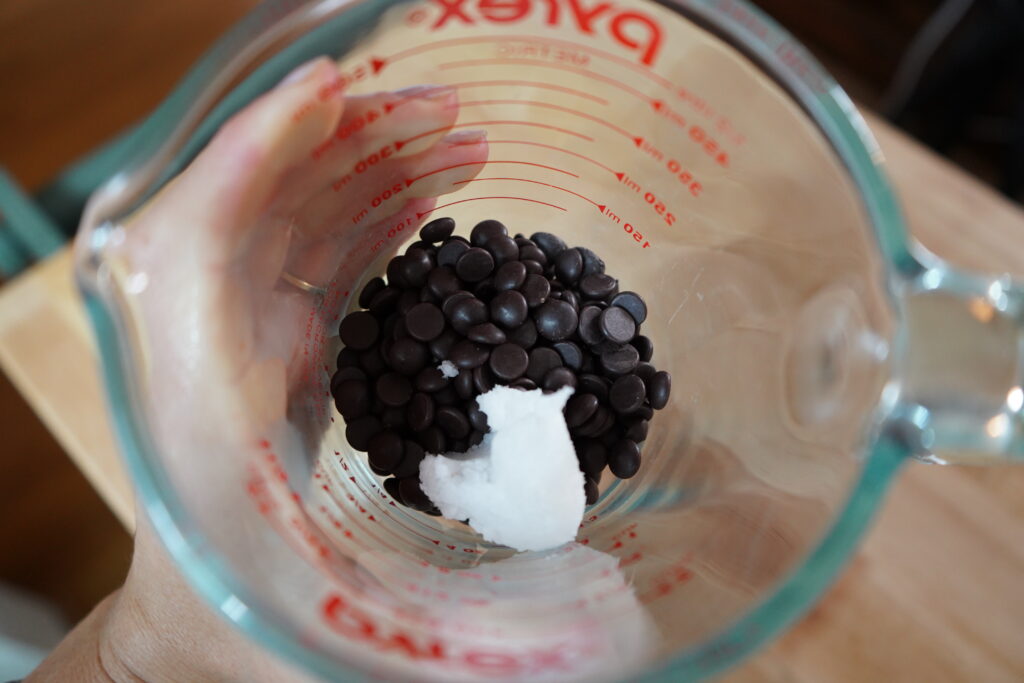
left=395, top=84, right=455, bottom=101
left=280, top=58, right=327, bottom=87
left=444, top=129, right=488, bottom=146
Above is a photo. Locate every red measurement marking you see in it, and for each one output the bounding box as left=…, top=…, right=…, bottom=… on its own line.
left=258, top=439, right=271, bottom=450
left=375, top=35, right=668, bottom=86
left=417, top=196, right=566, bottom=219
left=396, top=120, right=592, bottom=150
left=455, top=100, right=635, bottom=140
left=452, top=79, right=607, bottom=105
left=440, top=58, right=652, bottom=107
left=454, top=178, right=602, bottom=210
left=407, top=160, right=578, bottom=187
left=487, top=139, right=617, bottom=176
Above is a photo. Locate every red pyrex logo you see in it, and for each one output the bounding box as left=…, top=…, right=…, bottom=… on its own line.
left=321, top=593, right=594, bottom=676
left=428, top=0, right=665, bottom=66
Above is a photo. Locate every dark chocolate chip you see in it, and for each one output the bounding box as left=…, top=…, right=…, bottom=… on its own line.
left=522, top=259, right=544, bottom=275
left=499, top=319, right=534, bottom=350
left=608, top=439, right=641, bottom=478
left=334, top=380, right=370, bottom=419
left=552, top=341, right=583, bottom=370
left=398, top=478, right=435, bottom=512
left=454, top=369, right=475, bottom=400
left=485, top=235, right=519, bottom=265
left=437, top=239, right=470, bottom=268
left=405, top=303, right=445, bottom=342
left=383, top=477, right=403, bottom=503
left=578, top=246, right=605, bottom=277
left=471, top=219, right=508, bottom=246
left=609, top=374, right=646, bottom=414
left=337, top=347, right=360, bottom=369
left=518, top=244, right=547, bottom=265
left=579, top=440, right=607, bottom=476
left=331, top=366, right=366, bottom=395
left=579, top=273, right=617, bottom=300
left=526, top=347, right=563, bottom=383
left=450, top=340, right=490, bottom=369
left=490, top=290, right=528, bottom=329
left=632, top=335, right=654, bottom=362
left=489, top=343, right=529, bottom=381
left=565, top=393, right=599, bottom=428
left=553, top=247, right=583, bottom=284
left=388, top=337, right=429, bottom=375
left=467, top=323, right=507, bottom=345
left=467, top=401, right=489, bottom=432
left=426, top=266, right=461, bottom=300
left=400, top=248, right=434, bottom=287
left=509, top=377, right=538, bottom=391
left=624, top=418, right=649, bottom=442
left=494, top=261, right=527, bottom=291
left=610, top=291, right=648, bottom=324
left=339, top=311, right=379, bottom=350
left=442, top=290, right=474, bottom=317
left=634, top=362, right=656, bottom=383
left=433, top=385, right=458, bottom=406
left=584, top=478, right=600, bottom=505
left=636, top=405, right=654, bottom=420
left=407, top=392, right=435, bottom=432
left=417, top=426, right=447, bottom=454
left=578, top=374, right=610, bottom=402
left=599, top=306, right=636, bottom=344
left=397, top=288, right=420, bottom=314
left=600, top=344, right=639, bottom=376
left=578, top=306, right=604, bottom=346
left=535, top=299, right=579, bottom=341
left=448, top=296, right=488, bottom=335
left=468, top=429, right=485, bottom=447
left=449, top=438, right=469, bottom=454
left=368, top=286, right=401, bottom=316
left=419, top=217, right=455, bottom=243
left=648, top=371, right=672, bottom=410
left=376, top=372, right=413, bottom=407
left=521, top=274, right=551, bottom=308
left=473, top=365, right=495, bottom=394
left=436, top=406, right=471, bottom=439
left=530, top=232, right=567, bottom=261
left=543, top=367, right=577, bottom=392
left=345, top=415, right=383, bottom=451
left=381, top=407, right=406, bottom=431
left=359, top=347, right=387, bottom=377
left=393, top=440, right=425, bottom=477
left=386, top=256, right=409, bottom=288
left=428, top=328, right=459, bottom=360
left=358, top=277, right=386, bottom=308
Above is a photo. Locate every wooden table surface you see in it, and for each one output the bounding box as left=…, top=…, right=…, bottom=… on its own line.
left=1, top=113, right=1022, bottom=680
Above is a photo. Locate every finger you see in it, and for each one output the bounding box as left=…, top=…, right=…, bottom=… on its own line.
left=272, top=85, right=460, bottom=212
left=157, top=57, right=346, bottom=264
left=294, top=129, right=488, bottom=236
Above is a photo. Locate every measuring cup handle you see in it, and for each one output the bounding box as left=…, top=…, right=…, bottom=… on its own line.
left=887, top=247, right=1024, bottom=464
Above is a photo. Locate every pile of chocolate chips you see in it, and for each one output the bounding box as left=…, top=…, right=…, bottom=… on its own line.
left=330, top=217, right=671, bottom=512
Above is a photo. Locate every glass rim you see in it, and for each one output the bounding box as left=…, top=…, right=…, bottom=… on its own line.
left=75, top=0, right=913, bottom=679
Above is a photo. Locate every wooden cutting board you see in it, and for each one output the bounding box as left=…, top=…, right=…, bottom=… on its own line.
left=0, top=114, right=1021, bottom=681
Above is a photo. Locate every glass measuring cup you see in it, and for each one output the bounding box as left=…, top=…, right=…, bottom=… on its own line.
left=73, top=0, right=1024, bottom=680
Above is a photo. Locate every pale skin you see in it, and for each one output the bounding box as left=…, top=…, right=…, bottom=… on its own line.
left=27, top=57, right=488, bottom=682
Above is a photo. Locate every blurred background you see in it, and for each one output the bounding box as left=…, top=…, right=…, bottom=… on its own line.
left=0, top=0, right=1021, bottom=674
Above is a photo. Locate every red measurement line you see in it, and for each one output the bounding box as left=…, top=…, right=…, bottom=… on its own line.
left=418, top=196, right=566, bottom=219
left=456, top=99, right=635, bottom=140
left=397, top=120, right=593, bottom=148
left=454, top=177, right=602, bottom=209
left=407, top=160, right=578, bottom=186
left=486, top=139, right=618, bottom=176
left=440, top=58, right=653, bottom=106
left=450, top=80, right=608, bottom=105
left=379, top=35, right=673, bottom=90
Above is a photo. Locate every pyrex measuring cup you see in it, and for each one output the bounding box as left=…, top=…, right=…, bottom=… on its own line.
left=74, top=0, right=1024, bottom=680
